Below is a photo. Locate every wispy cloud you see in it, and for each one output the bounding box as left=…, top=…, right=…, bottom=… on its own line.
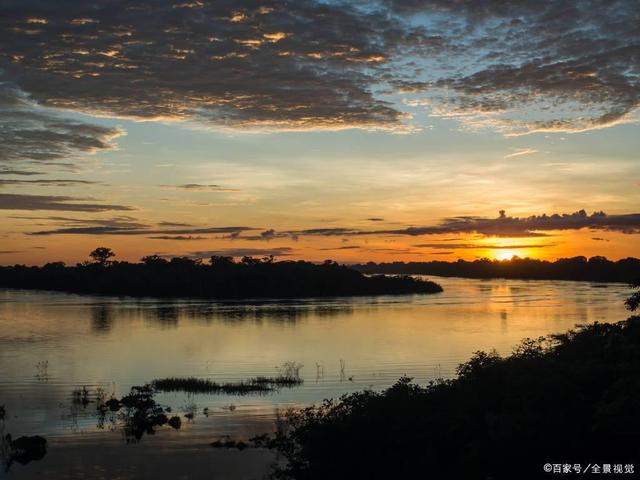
left=503, top=148, right=538, bottom=159
left=413, top=243, right=556, bottom=250
left=0, top=179, right=101, bottom=187
left=0, top=83, right=124, bottom=166
left=189, top=247, right=294, bottom=258
left=0, top=193, right=133, bottom=212
left=161, top=184, right=238, bottom=192
left=148, top=235, right=207, bottom=241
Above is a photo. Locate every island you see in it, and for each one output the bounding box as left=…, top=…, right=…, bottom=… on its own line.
left=0, top=247, right=443, bottom=299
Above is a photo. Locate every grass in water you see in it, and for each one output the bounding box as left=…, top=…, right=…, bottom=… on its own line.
left=152, top=363, right=304, bottom=394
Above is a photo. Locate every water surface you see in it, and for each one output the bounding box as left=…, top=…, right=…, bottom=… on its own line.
left=0, top=277, right=630, bottom=479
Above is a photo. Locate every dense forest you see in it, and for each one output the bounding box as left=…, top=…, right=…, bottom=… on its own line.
left=353, top=256, right=640, bottom=283
left=0, top=248, right=442, bottom=299
left=261, top=284, right=640, bottom=479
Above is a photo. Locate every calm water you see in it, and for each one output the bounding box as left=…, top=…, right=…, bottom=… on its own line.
left=0, top=277, right=630, bottom=479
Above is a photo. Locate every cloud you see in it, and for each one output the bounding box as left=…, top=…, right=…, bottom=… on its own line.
left=148, top=235, right=207, bottom=240
left=367, top=217, right=385, bottom=222
left=413, top=242, right=556, bottom=250
left=0, top=168, right=44, bottom=175
left=0, top=0, right=426, bottom=131
left=503, top=148, right=538, bottom=159
left=189, top=247, right=294, bottom=258
left=1, top=0, right=637, bottom=137
left=235, top=209, right=640, bottom=240
left=388, top=0, right=640, bottom=134
left=0, top=179, right=100, bottom=186
left=161, top=184, right=238, bottom=192
left=376, top=210, right=640, bottom=237
left=0, top=82, right=124, bottom=165
left=28, top=218, right=255, bottom=236
left=0, top=193, right=133, bottom=212
left=158, top=221, right=194, bottom=227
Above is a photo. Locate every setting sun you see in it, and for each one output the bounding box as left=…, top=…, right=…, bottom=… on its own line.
left=494, top=250, right=525, bottom=261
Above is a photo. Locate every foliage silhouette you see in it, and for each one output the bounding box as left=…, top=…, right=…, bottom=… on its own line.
left=354, top=256, right=640, bottom=283
left=0, top=249, right=442, bottom=299
left=89, top=247, right=115, bottom=266
left=626, top=280, right=640, bottom=312
left=261, top=296, right=640, bottom=479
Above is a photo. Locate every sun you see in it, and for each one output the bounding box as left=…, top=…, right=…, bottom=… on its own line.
left=494, top=249, right=524, bottom=261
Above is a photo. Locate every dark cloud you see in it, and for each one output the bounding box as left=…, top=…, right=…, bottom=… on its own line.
left=158, top=221, right=194, bottom=227
left=0, top=168, right=43, bottom=175
left=28, top=219, right=255, bottom=236
left=9, top=215, right=143, bottom=226
left=190, top=247, right=294, bottom=258
left=0, top=82, right=123, bottom=165
left=236, top=210, right=640, bottom=240
left=319, top=245, right=361, bottom=250
left=0, top=0, right=426, bottom=131
left=388, top=0, right=640, bottom=134
left=221, top=228, right=299, bottom=241
left=1, top=0, right=636, bottom=137
left=148, top=235, right=207, bottom=240
left=0, top=193, right=133, bottom=212
left=0, top=178, right=100, bottom=186
left=413, top=243, right=556, bottom=250
left=377, top=210, right=640, bottom=237
left=367, top=218, right=385, bottom=222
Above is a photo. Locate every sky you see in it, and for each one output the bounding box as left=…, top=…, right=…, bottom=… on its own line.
left=0, top=0, right=639, bottom=265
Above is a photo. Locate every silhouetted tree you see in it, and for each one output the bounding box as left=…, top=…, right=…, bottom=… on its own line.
left=240, top=256, right=261, bottom=265
left=265, top=312, right=640, bottom=480
left=141, top=255, right=167, bottom=266
left=210, top=255, right=234, bottom=267
left=626, top=280, right=640, bottom=311
left=89, top=247, right=115, bottom=266
left=353, top=256, right=640, bottom=283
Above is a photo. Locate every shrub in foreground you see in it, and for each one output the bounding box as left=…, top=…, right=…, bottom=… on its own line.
left=267, top=316, right=640, bottom=479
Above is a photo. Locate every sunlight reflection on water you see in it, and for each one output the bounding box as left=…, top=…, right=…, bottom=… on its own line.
left=0, top=277, right=630, bottom=479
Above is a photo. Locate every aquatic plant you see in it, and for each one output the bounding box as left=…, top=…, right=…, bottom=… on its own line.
left=210, top=436, right=248, bottom=450
left=168, top=416, right=181, bottom=429
left=93, top=385, right=176, bottom=442
left=152, top=372, right=303, bottom=395
left=71, top=386, right=91, bottom=406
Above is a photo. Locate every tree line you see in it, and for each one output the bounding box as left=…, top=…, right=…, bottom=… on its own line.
left=353, top=256, right=640, bottom=283
left=0, top=247, right=442, bottom=299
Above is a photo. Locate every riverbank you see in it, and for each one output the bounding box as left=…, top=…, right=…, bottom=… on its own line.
left=353, top=256, right=640, bottom=283
left=264, top=313, right=640, bottom=479
left=0, top=257, right=442, bottom=299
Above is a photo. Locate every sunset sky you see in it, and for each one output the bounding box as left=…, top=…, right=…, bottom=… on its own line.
left=1, top=0, right=638, bottom=265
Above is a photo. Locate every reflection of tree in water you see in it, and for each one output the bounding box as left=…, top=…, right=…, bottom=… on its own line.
left=139, top=302, right=354, bottom=326
left=1, top=407, right=47, bottom=472
left=70, top=385, right=183, bottom=443
left=146, top=306, right=180, bottom=329
left=91, top=304, right=113, bottom=333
